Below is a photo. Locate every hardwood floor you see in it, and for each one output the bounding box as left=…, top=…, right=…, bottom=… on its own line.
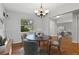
left=12, top=37, right=79, bottom=55
left=12, top=43, right=23, bottom=55
left=60, top=37, right=79, bottom=55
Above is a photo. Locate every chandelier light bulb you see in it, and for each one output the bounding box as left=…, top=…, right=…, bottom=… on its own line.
left=56, top=16, right=60, bottom=18
left=34, top=10, right=38, bottom=13
left=43, top=13, right=46, bottom=15
left=45, top=9, right=49, bottom=13
left=37, top=13, right=40, bottom=15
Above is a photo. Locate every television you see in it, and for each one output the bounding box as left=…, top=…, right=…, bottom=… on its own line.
left=26, top=32, right=36, bottom=40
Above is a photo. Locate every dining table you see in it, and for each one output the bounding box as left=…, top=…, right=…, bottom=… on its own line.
left=35, top=36, right=51, bottom=55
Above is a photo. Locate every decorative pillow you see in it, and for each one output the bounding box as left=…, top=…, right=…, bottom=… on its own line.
left=0, top=36, right=7, bottom=46
left=2, top=37, right=7, bottom=45
left=52, top=41, right=59, bottom=45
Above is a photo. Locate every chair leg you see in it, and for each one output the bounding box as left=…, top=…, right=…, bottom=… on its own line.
left=48, top=45, right=51, bottom=55
left=58, top=46, right=60, bottom=51
left=57, top=46, right=60, bottom=54
left=58, top=46, right=62, bottom=54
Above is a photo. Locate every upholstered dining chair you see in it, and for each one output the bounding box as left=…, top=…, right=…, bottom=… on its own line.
left=36, top=35, right=49, bottom=55
left=39, top=39, right=49, bottom=55
left=50, top=35, right=62, bottom=54
left=23, top=41, right=38, bottom=55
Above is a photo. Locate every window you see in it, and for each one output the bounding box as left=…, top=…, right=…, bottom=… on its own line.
left=21, top=18, right=33, bottom=32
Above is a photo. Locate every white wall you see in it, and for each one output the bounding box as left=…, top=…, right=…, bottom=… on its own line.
left=49, top=20, right=57, bottom=35
left=5, top=12, right=21, bottom=43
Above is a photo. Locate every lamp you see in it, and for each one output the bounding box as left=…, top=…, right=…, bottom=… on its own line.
left=34, top=4, right=49, bottom=18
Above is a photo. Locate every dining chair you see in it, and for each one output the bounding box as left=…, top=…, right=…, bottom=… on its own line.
left=50, top=35, right=62, bottom=54
left=39, top=39, right=49, bottom=55
left=23, top=41, right=38, bottom=55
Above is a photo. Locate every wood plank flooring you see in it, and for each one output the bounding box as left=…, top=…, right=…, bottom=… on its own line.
left=10, top=36, right=79, bottom=55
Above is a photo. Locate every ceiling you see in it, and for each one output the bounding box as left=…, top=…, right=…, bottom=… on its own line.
left=2, top=3, right=63, bottom=13
left=2, top=3, right=79, bottom=16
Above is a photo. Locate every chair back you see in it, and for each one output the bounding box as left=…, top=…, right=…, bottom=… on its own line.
left=57, top=35, right=62, bottom=45
left=23, top=41, right=38, bottom=55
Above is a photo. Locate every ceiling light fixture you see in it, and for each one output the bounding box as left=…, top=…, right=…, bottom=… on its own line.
left=34, top=3, right=49, bottom=18
left=56, top=16, right=60, bottom=18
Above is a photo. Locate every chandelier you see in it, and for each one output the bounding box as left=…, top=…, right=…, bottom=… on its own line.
left=34, top=4, right=49, bottom=18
